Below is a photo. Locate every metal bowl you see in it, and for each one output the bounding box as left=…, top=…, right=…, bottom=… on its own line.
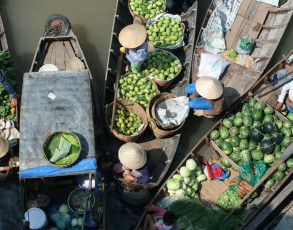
left=67, top=188, right=95, bottom=214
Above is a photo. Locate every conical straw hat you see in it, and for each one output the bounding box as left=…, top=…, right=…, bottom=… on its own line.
left=66, top=57, right=85, bottom=70
left=196, top=77, right=223, bottom=100
left=0, top=136, right=9, bottom=158
left=39, top=64, right=58, bottom=72
left=118, top=143, right=147, bottom=170
left=118, top=24, right=146, bottom=48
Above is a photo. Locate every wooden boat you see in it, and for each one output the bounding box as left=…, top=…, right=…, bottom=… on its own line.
left=249, top=49, right=293, bottom=108
left=135, top=96, right=293, bottom=229
left=102, top=0, right=198, bottom=189
left=192, top=0, right=293, bottom=106
left=20, top=15, right=107, bottom=230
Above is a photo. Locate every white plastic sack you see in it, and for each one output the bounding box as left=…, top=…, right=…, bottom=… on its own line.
left=156, top=195, right=187, bottom=209
left=156, top=96, right=189, bottom=126
left=146, top=12, right=184, bottom=50
left=256, top=0, right=279, bottom=7
left=197, top=53, right=230, bottom=80
left=147, top=48, right=182, bottom=82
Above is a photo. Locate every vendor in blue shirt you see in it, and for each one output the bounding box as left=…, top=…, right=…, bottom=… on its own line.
left=118, top=24, right=148, bottom=73
left=0, top=70, right=17, bottom=108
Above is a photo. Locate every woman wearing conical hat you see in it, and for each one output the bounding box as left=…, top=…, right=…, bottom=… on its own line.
left=119, top=24, right=148, bottom=73
left=185, top=77, right=230, bottom=118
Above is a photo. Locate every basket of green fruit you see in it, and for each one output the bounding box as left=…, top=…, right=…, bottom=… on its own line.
left=42, top=131, right=81, bottom=168
left=141, top=49, right=182, bottom=87
left=116, top=72, right=160, bottom=108
left=105, top=99, right=148, bottom=142
left=146, top=13, right=185, bottom=49
left=128, top=0, right=166, bottom=24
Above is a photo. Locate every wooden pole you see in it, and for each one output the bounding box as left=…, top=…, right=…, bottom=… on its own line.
left=110, top=52, right=123, bottom=132
left=221, top=143, right=293, bottom=224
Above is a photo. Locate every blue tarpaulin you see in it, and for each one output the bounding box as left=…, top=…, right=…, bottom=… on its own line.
left=20, top=158, right=97, bottom=178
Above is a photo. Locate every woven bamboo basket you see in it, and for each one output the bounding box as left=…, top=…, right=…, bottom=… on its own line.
left=42, top=130, right=81, bottom=168
left=146, top=93, right=185, bottom=138
left=151, top=93, right=180, bottom=130
left=128, top=0, right=167, bottom=24
left=115, top=72, right=160, bottom=109
left=105, top=99, right=148, bottom=142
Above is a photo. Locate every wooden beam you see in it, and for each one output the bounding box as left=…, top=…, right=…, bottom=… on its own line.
left=262, top=23, right=287, bottom=29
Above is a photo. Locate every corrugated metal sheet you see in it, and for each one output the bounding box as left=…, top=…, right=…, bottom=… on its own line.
left=19, top=70, right=95, bottom=173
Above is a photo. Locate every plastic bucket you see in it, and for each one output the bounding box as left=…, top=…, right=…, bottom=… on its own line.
left=24, top=208, right=48, bottom=230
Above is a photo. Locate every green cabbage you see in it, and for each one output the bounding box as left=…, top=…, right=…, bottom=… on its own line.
left=197, top=174, right=207, bottom=182
left=167, top=178, right=180, bottom=191
left=180, top=166, right=191, bottom=177
left=186, top=159, right=197, bottom=171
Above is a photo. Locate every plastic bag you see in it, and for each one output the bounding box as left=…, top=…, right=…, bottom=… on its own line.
left=197, top=53, right=230, bottom=80
left=220, top=49, right=238, bottom=63
left=146, top=13, right=184, bottom=50
left=235, top=54, right=254, bottom=68
left=229, top=161, right=266, bottom=197
left=156, top=96, right=190, bottom=125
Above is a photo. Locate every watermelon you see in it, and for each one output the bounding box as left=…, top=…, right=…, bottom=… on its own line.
left=249, top=98, right=257, bottom=108
left=239, top=126, right=249, bottom=138
left=235, top=112, right=243, bottom=118
left=272, top=171, right=285, bottom=181
left=252, top=121, right=262, bottom=127
left=240, top=150, right=251, bottom=162
left=281, top=136, right=291, bottom=148
left=260, top=140, right=275, bottom=154
left=275, top=151, right=283, bottom=159
left=270, top=130, right=283, bottom=145
left=229, top=127, right=239, bottom=136
left=281, top=127, right=291, bottom=137
left=223, top=118, right=233, bottom=128
left=278, top=162, right=287, bottom=172
left=263, top=115, right=274, bottom=123
left=243, top=115, right=253, bottom=127
left=233, top=117, right=243, bottom=127
left=214, top=138, right=224, bottom=147
left=219, top=126, right=229, bottom=139
left=220, top=157, right=232, bottom=168
left=275, top=120, right=283, bottom=130
left=242, top=108, right=252, bottom=116
left=286, top=158, right=293, bottom=168
left=230, top=152, right=241, bottom=162
left=210, top=130, right=220, bottom=140
left=283, top=120, right=293, bottom=129
left=263, top=122, right=276, bottom=134
left=274, top=144, right=281, bottom=153
left=221, top=141, right=233, bottom=155
left=272, top=114, right=279, bottom=121
left=233, top=146, right=241, bottom=152
left=264, top=106, right=274, bottom=115
left=217, top=189, right=242, bottom=212
left=264, top=154, right=275, bottom=164
left=249, top=127, right=264, bottom=142
left=252, top=109, right=263, bottom=121
left=251, top=149, right=263, bottom=161
left=249, top=140, right=258, bottom=150
left=254, top=101, right=266, bottom=110
left=242, top=103, right=250, bottom=110
left=265, top=179, right=275, bottom=188
left=226, top=113, right=235, bottom=120
left=239, top=139, right=249, bottom=150
left=287, top=113, right=293, bottom=120
left=230, top=136, right=241, bottom=147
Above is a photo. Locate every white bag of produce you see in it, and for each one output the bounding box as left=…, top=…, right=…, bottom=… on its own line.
left=197, top=53, right=230, bottom=80
left=156, top=96, right=190, bottom=125
left=146, top=13, right=184, bottom=50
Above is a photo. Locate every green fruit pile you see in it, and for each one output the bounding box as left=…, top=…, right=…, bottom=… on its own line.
left=110, top=108, right=142, bottom=136
left=147, top=16, right=183, bottom=48
left=141, top=50, right=181, bottom=81
left=129, top=0, right=166, bottom=19
left=117, top=73, right=158, bottom=108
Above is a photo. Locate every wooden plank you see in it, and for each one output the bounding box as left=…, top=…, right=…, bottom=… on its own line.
left=64, top=41, right=76, bottom=59
left=231, top=17, right=248, bottom=49
left=225, top=16, right=245, bottom=49
left=244, top=180, right=293, bottom=230
left=253, top=4, right=269, bottom=25
left=238, top=0, right=252, bottom=17
left=50, top=42, right=56, bottom=65
left=54, top=41, right=66, bottom=70
left=70, top=39, right=82, bottom=58
left=244, top=0, right=260, bottom=19
left=222, top=143, right=293, bottom=223
left=43, top=42, right=54, bottom=65
left=274, top=206, right=293, bottom=230
left=63, top=42, right=70, bottom=67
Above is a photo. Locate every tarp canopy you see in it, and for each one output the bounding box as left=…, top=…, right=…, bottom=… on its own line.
left=19, top=70, right=96, bottom=178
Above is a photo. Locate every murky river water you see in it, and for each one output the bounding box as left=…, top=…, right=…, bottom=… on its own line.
left=0, top=0, right=292, bottom=229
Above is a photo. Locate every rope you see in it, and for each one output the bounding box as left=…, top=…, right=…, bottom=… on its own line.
left=45, top=22, right=63, bottom=37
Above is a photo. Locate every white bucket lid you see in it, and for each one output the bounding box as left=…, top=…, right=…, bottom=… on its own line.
left=24, top=208, right=48, bottom=230
left=39, top=64, right=59, bottom=72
